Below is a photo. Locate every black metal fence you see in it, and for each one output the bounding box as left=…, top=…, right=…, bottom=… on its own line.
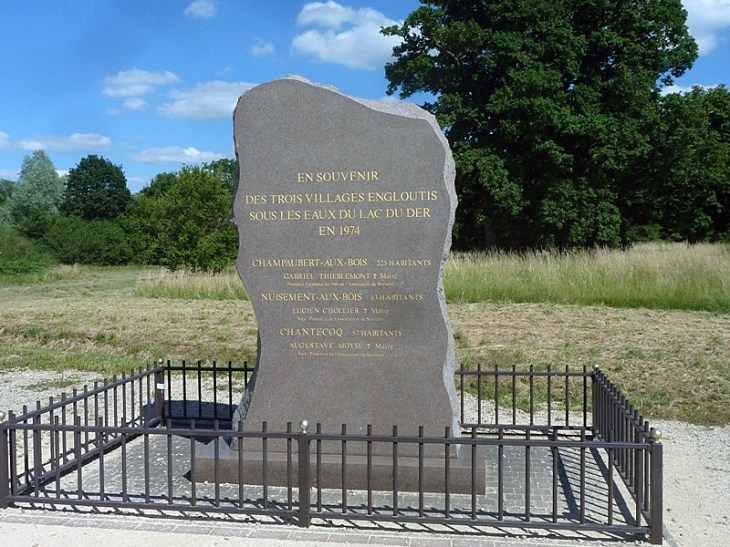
left=0, top=361, right=663, bottom=544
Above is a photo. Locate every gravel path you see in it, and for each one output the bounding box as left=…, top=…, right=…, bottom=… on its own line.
left=651, top=419, right=730, bottom=546
left=1, top=369, right=729, bottom=546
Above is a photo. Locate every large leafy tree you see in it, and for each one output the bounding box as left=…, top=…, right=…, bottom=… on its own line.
left=6, top=150, right=65, bottom=237
left=160, top=163, right=237, bottom=272
left=383, top=0, right=697, bottom=249
left=62, top=155, right=131, bottom=220
left=123, top=170, right=179, bottom=264
left=205, top=158, right=237, bottom=190
left=139, top=171, right=178, bottom=199
left=123, top=161, right=237, bottom=271
left=647, top=86, right=730, bottom=242
left=119, top=193, right=168, bottom=265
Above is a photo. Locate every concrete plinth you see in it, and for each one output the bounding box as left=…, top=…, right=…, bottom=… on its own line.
left=194, top=442, right=485, bottom=495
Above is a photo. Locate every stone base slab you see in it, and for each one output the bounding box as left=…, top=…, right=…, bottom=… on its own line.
left=194, top=442, right=485, bottom=495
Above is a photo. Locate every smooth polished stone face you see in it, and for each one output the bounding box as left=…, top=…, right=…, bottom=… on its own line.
left=231, top=77, right=459, bottom=450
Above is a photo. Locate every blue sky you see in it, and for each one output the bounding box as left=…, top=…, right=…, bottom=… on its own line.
left=1, top=0, right=729, bottom=193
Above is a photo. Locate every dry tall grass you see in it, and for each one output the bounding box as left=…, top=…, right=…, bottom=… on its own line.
left=444, top=242, right=730, bottom=312
left=134, top=267, right=248, bottom=300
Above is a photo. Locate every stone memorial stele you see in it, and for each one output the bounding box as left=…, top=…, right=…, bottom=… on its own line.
left=197, top=76, right=483, bottom=492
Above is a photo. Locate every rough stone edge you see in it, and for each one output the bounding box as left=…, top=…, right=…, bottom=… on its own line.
left=229, top=75, right=460, bottom=440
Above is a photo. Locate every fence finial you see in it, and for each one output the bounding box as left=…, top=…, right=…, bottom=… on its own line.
left=0, top=410, right=5, bottom=422
left=299, top=419, right=309, bottom=433
left=650, top=428, right=662, bottom=442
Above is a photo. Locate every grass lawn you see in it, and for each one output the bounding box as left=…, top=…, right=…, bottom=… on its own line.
left=0, top=244, right=728, bottom=425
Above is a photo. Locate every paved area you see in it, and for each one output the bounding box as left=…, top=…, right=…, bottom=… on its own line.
left=1, top=435, right=662, bottom=546
left=0, top=507, right=649, bottom=547
left=2, top=417, right=669, bottom=546
left=13, top=435, right=633, bottom=527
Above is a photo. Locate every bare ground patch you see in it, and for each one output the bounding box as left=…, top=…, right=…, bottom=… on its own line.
left=450, top=302, right=730, bottom=424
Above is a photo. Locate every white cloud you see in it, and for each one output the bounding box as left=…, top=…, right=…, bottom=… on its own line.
left=292, top=1, right=402, bottom=70
left=123, top=97, right=148, bottom=111
left=252, top=38, right=275, bottom=58
left=683, top=0, right=730, bottom=54
left=157, top=81, right=256, bottom=119
left=0, top=131, right=10, bottom=149
left=184, top=0, right=217, bottom=19
left=18, top=133, right=112, bottom=153
left=297, top=1, right=358, bottom=30
left=103, top=68, right=180, bottom=98
left=132, top=146, right=223, bottom=165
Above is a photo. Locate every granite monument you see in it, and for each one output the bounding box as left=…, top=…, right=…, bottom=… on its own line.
left=197, top=77, right=482, bottom=492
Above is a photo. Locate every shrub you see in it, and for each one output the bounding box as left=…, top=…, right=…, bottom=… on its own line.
left=43, top=217, right=132, bottom=266
left=0, top=227, right=55, bottom=274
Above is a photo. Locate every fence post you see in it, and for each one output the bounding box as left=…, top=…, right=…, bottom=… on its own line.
left=0, top=411, right=8, bottom=508
left=154, top=359, right=165, bottom=422
left=649, top=429, right=663, bottom=545
left=297, top=419, right=311, bottom=527
left=592, top=365, right=600, bottom=438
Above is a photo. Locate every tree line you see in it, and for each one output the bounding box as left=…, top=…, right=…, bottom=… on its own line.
left=0, top=152, right=237, bottom=274
left=383, top=0, right=729, bottom=249
left=2, top=0, right=729, bottom=273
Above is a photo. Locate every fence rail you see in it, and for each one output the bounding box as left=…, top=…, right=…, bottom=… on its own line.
left=0, top=361, right=663, bottom=544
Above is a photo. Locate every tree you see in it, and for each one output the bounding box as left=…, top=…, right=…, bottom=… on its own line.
left=383, top=0, right=697, bottom=249
left=645, top=86, right=730, bottom=242
left=122, top=162, right=238, bottom=270
left=62, top=155, right=131, bottom=220
left=205, top=158, right=237, bottom=190
left=0, top=206, right=9, bottom=229
left=139, top=160, right=234, bottom=199
left=0, top=179, right=14, bottom=205
left=139, top=171, right=178, bottom=199
left=6, top=150, right=65, bottom=234
left=159, top=164, right=237, bottom=272
left=118, top=193, right=167, bottom=264
left=0, top=179, right=14, bottom=228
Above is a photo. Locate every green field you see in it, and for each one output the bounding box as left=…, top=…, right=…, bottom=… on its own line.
left=1, top=243, right=728, bottom=425
left=444, top=242, right=730, bottom=312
